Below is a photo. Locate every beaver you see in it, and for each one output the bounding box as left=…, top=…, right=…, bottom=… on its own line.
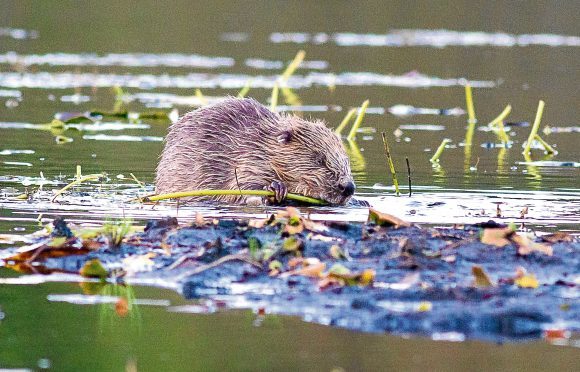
left=155, top=97, right=356, bottom=205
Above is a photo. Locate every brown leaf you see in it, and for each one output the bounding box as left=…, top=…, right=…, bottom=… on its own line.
left=539, top=232, right=573, bottom=243
left=480, top=227, right=513, bottom=247
left=368, top=208, right=411, bottom=228
left=511, top=234, right=553, bottom=256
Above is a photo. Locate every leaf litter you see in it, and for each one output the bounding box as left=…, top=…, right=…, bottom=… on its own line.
left=0, top=207, right=578, bottom=342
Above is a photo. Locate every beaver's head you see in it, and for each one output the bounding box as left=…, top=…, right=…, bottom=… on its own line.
left=271, top=116, right=355, bottom=205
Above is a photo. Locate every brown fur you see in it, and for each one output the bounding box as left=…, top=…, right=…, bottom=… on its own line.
left=155, top=97, right=354, bottom=205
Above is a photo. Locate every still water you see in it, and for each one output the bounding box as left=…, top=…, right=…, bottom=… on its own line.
left=1, top=0, right=579, bottom=370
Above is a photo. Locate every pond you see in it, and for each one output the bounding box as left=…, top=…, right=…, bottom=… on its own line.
left=1, top=0, right=579, bottom=370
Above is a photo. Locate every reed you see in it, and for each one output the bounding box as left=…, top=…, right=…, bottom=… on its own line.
left=334, top=108, right=357, bottom=136
left=522, top=100, right=545, bottom=155
left=346, top=100, right=369, bottom=141
left=430, top=139, right=452, bottom=163
left=380, top=132, right=400, bottom=196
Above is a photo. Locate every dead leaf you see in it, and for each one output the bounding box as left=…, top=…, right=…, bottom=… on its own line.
left=515, top=274, right=539, bottom=289
left=472, top=265, right=495, bottom=287
left=115, top=297, right=129, bottom=317
left=511, top=234, right=553, bottom=256
left=329, top=245, right=347, bottom=260
left=480, top=227, right=513, bottom=247
left=539, top=232, right=573, bottom=243
left=368, top=208, right=411, bottom=228
left=417, top=301, right=432, bottom=312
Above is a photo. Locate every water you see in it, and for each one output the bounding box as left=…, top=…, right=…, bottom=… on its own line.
left=1, top=0, right=579, bottom=370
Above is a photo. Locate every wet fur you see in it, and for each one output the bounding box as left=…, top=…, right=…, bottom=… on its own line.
left=156, top=97, right=354, bottom=205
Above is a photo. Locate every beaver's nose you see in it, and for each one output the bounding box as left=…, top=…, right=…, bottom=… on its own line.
left=339, top=181, right=355, bottom=197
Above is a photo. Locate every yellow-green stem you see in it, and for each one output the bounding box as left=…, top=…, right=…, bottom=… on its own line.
left=52, top=173, right=106, bottom=202
left=140, top=189, right=327, bottom=205
left=270, top=83, right=279, bottom=111
left=237, top=80, right=252, bottom=98
left=533, top=134, right=556, bottom=154
left=464, top=84, right=476, bottom=124
left=523, top=100, right=545, bottom=154
left=346, top=100, right=369, bottom=141
left=381, top=132, right=400, bottom=196
left=430, top=139, right=452, bottom=163
left=281, top=50, right=306, bottom=82
left=334, top=108, right=357, bottom=136
left=488, top=105, right=512, bottom=127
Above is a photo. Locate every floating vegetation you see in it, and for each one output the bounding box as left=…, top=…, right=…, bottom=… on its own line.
left=270, top=29, right=580, bottom=48
left=51, top=171, right=107, bottom=202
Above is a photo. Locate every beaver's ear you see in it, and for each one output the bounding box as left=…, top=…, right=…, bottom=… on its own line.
left=276, top=129, right=293, bottom=144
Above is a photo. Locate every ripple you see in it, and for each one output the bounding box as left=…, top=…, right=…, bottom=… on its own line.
left=270, top=29, right=580, bottom=48
left=0, top=71, right=495, bottom=90
left=0, top=52, right=234, bottom=68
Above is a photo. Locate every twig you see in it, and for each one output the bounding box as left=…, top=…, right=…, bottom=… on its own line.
left=380, top=132, right=400, bottom=196
left=138, top=189, right=327, bottom=205
left=171, top=253, right=262, bottom=282
left=52, top=173, right=106, bottom=202
left=405, top=157, right=412, bottom=197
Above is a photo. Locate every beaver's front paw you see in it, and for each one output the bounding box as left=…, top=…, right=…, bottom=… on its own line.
left=264, top=180, right=288, bottom=205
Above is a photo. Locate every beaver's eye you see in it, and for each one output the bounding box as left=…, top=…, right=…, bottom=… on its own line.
left=315, top=153, right=326, bottom=166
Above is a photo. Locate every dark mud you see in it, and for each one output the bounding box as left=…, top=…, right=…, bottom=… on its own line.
left=1, top=210, right=578, bottom=343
